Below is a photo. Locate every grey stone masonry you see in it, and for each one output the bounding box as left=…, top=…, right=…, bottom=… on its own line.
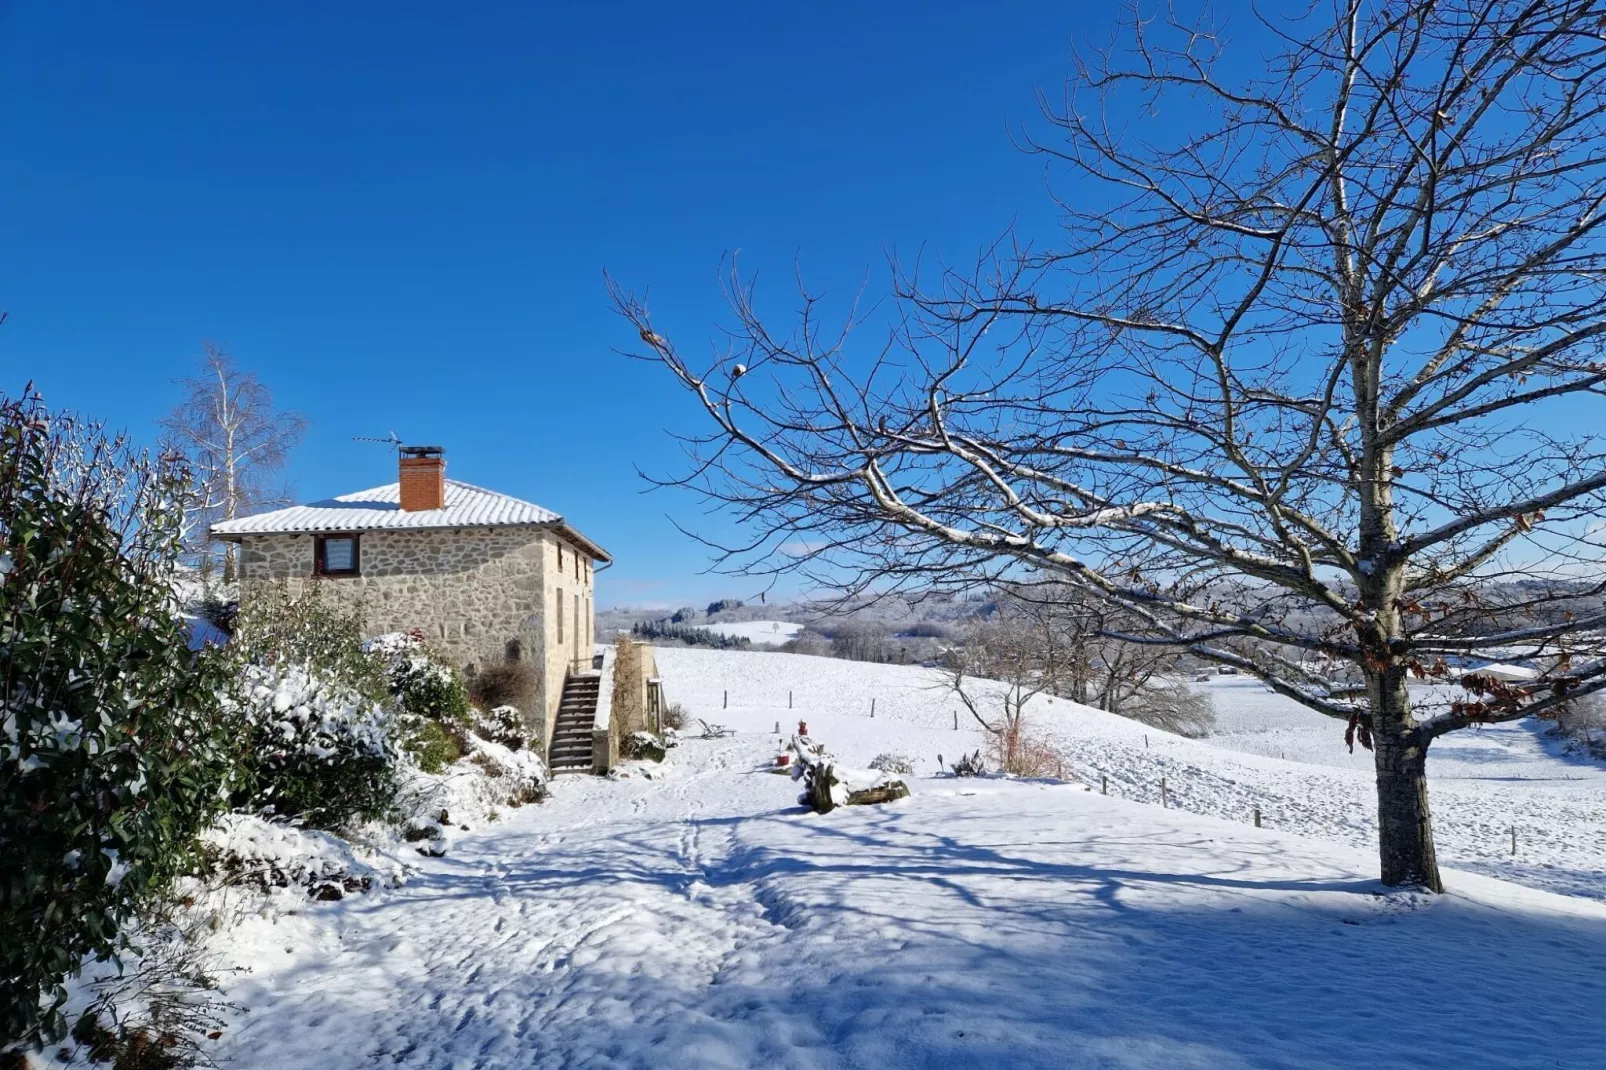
left=237, top=522, right=598, bottom=752
left=238, top=527, right=547, bottom=671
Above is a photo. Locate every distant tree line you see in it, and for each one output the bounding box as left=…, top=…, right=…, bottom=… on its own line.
left=631, top=620, right=751, bottom=650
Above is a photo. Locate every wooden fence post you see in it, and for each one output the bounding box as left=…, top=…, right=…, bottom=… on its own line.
left=871, top=698, right=876, bottom=718
left=1101, top=774, right=1107, bottom=796
left=723, top=690, right=728, bottom=709
left=1160, top=776, right=1168, bottom=808
left=1253, top=807, right=1261, bottom=828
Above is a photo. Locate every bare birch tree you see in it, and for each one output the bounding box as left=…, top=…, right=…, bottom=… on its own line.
left=161, top=343, right=306, bottom=582
left=615, top=0, right=1606, bottom=891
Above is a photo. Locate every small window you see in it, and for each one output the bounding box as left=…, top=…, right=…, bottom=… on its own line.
left=556, top=588, right=565, bottom=643
left=315, top=534, right=360, bottom=576
left=557, top=543, right=565, bottom=573
left=505, top=639, right=522, bottom=663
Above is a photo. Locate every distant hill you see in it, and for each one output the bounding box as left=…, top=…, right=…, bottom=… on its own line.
left=597, top=591, right=992, bottom=640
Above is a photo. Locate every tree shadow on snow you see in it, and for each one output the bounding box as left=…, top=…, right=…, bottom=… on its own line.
left=218, top=802, right=1606, bottom=1070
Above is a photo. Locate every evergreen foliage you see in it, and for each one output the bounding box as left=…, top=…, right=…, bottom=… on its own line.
left=0, top=390, right=234, bottom=1047
left=221, top=662, right=399, bottom=827
left=630, top=620, right=751, bottom=649
left=231, top=582, right=389, bottom=702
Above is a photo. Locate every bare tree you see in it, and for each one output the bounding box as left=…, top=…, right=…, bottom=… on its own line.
left=615, top=0, right=1606, bottom=891
left=1110, top=674, right=1216, bottom=739
left=161, top=343, right=306, bottom=582
left=828, top=620, right=894, bottom=662
left=1001, top=584, right=1216, bottom=736
left=943, top=606, right=1067, bottom=775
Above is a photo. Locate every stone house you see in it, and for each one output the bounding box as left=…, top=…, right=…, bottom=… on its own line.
left=211, top=447, right=613, bottom=770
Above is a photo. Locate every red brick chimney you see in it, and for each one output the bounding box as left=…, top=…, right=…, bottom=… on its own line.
left=398, top=445, right=446, bottom=511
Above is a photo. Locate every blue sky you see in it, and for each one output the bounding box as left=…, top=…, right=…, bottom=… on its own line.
left=0, top=0, right=1103, bottom=608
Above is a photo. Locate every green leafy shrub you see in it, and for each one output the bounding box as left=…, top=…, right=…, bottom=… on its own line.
left=364, top=632, right=477, bottom=774
left=0, top=390, right=234, bottom=1047
left=232, top=581, right=388, bottom=703
left=402, top=717, right=462, bottom=774
left=222, top=663, right=398, bottom=829
left=393, top=657, right=471, bottom=725
left=365, top=632, right=471, bottom=726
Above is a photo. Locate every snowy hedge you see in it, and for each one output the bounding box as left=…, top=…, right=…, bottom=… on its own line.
left=198, top=813, right=399, bottom=899
left=223, top=662, right=400, bottom=829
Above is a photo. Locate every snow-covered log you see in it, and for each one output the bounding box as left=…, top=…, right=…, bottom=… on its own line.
left=789, top=734, right=909, bottom=813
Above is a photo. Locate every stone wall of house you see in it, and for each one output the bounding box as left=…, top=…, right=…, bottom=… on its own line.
left=540, top=536, right=597, bottom=745
left=236, top=524, right=601, bottom=753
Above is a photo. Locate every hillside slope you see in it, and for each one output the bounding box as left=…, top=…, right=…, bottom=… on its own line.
left=658, top=647, right=1606, bottom=899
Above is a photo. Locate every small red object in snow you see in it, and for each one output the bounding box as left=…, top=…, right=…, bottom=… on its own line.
left=775, top=754, right=790, bottom=767
left=798, top=720, right=808, bottom=736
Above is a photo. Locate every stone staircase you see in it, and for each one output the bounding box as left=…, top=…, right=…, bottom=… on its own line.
left=548, top=673, right=601, bottom=774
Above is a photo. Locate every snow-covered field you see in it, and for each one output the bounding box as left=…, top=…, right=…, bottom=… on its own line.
left=694, top=619, right=804, bottom=646
left=207, top=647, right=1606, bottom=1069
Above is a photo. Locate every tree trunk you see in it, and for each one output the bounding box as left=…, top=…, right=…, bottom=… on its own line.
left=1369, top=666, right=1442, bottom=891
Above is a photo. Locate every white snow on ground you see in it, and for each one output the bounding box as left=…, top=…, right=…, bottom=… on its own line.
left=208, top=648, right=1606, bottom=1069
left=694, top=619, right=804, bottom=646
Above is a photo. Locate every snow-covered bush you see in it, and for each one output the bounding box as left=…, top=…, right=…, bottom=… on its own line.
left=376, top=636, right=472, bottom=726
left=868, top=752, right=915, bottom=776
left=622, top=731, right=667, bottom=762
left=1, top=391, right=234, bottom=1048
left=224, top=662, right=399, bottom=830
left=469, top=704, right=528, bottom=751
left=393, top=736, right=549, bottom=852
left=197, top=813, right=396, bottom=899
left=364, top=631, right=475, bottom=772
left=232, top=581, right=388, bottom=702
left=464, top=736, right=548, bottom=805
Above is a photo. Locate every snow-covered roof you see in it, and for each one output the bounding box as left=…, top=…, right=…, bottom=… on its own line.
left=1463, top=662, right=1540, bottom=683
left=210, top=479, right=610, bottom=561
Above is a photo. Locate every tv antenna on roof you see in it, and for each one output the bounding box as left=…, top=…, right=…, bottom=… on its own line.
left=354, top=431, right=404, bottom=454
